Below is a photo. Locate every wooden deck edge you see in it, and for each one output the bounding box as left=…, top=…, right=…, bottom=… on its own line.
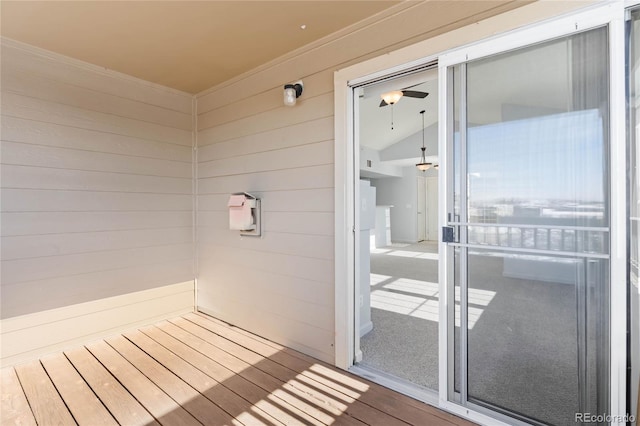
left=0, top=281, right=195, bottom=368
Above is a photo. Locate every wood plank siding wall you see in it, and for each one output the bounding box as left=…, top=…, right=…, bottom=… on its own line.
left=194, top=1, right=528, bottom=363
left=0, top=40, right=195, bottom=319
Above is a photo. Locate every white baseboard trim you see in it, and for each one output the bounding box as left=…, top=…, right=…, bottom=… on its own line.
left=0, top=281, right=195, bottom=367
left=359, top=321, right=373, bottom=337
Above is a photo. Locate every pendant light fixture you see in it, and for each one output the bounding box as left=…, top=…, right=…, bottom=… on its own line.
left=416, top=109, right=432, bottom=171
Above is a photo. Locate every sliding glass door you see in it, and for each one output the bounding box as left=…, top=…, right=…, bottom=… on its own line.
left=444, top=26, right=611, bottom=425
left=628, top=8, right=640, bottom=424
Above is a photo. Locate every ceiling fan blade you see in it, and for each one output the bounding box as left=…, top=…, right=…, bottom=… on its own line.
left=379, top=99, right=388, bottom=107
left=402, top=90, right=429, bottom=98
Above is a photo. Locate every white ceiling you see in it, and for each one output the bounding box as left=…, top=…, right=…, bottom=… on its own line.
left=0, top=1, right=532, bottom=95
left=359, top=68, right=438, bottom=151
left=0, top=1, right=400, bottom=94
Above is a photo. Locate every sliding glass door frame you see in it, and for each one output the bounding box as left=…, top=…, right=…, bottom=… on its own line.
left=436, top=3, right=627, bottom=423
left=333, top=2, right=630, bottom=425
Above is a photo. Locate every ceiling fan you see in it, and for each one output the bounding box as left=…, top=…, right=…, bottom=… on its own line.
left=379, top=88, right=429, bottom=107
left=379, top=87, right=429, bottom=130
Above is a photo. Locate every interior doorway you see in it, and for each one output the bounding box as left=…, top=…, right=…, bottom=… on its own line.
left=355, top=66, right=441, bottom=393
left=418, top=176, right=439, bottom=242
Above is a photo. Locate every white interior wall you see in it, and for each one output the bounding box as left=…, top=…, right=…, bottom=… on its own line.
left=366, top=122, right=440, bottom=244
left=0, top=40, right=195, bottom=319
left=359, top=145, right=402, bottom=178
left=364, top=174, right=438, bottom=244
left=379, top=122, right=438, bottom=162
left=371, top=167, right=419, bottom=243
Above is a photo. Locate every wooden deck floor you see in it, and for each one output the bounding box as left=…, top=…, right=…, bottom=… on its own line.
left=1, top=312, right=474, bottom=426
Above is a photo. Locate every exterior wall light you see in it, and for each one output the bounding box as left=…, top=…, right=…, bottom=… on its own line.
left=284, top=81, right=303, bottom=106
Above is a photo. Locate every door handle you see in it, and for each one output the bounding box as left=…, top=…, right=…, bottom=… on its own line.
left=442, top=226, right=456, bottom=243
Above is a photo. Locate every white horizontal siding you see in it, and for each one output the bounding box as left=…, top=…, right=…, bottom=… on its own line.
left=198, top=210, right=333, bottom=236
left=196, top=288, right=333, bottom=355
left=1, top=260, right=194, bottom=319
left=1, top=141, right=191, bottom=178
left=195, top=100, right=335, bottom=357
left=196, top=62, right=336, bottom=367
left=2, top=165, right=191, bottom=194
left=2, top=43, right=192, bottom=113
left=1, top=41, right=195, bottom=319
left=2, top=243, right=193, bottom=285
left=2, top=190, right=192, bottom=212
left=198, top=243, right=333, bottom=284
left=198, top=265, right=332, bottom=324
left=3, top=92, right=191, bottom=146
left=197, top=116, right=333, bottom=162
left=198, top=140, right=333, bottom=178
left=2, top=228, right=193, bottom=260
left=198, top=188, right=334, bottom=212
left=199, top=229, right=333, bottom=260
left=197, top=93, right=333, bottom=143
left=197, top=70, right=334, bottom=131
left=2, top=211, right=192, bottom=236
left=198, top=164, right=333, bottom=194
left=1, top=67, right=192, bottom=130
left=197, top=294, right=335, bottom=363
left=2, top=116, right=192, bottom=162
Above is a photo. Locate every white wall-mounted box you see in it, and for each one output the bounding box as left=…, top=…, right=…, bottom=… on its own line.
left=228, top=192, right=261, bottom=236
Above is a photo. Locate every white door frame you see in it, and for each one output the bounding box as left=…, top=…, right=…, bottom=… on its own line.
left=334, top=2, right=627, bottom=424
left=417, top=176, right=427, bottom=242
left=426, top=176, right=438, bottom=241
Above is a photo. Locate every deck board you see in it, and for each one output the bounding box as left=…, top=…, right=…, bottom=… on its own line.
left=1, top=367, right=37, bottom=426
left=124, top=329, right=274, bottom=426
left=65, top=346, right=160, bottom=426
left=1, top=312, right=474, bottom=426
left=105, top=335, right=236, bottom=426
left=141, top=325, right=306, bottom=425
left=85, top=340, right=201, bottom=426
left=40, top=353, right=118, bottom=426
left=14, top=360, right=76, bottom=425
